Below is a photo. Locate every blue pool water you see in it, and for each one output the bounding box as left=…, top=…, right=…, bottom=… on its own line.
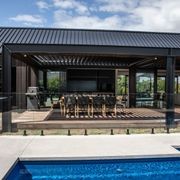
left=5, top=157, right=180, bottom=180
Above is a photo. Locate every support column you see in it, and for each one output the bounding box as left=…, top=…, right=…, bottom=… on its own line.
left=30, top=67, right=38, bottom=86
left=129, top=68, right=136, bottom=107
left=16, top=59, right=27, bottom=109
left=154, top=69, right=157, bottom=107
left=2, top=45, right=12, bottom=132
left=27, top=66, right=31, bottom=87
left=43, top=71, right=47, bottom=90
left=166, top=56, right=175, bottom=128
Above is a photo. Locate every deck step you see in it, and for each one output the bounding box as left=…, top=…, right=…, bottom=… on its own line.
left=16, top=120, right=168, bottom=130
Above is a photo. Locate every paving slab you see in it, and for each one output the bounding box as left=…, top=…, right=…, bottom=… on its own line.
left=0, top=136, right=33, bottom=179
left=0, top=134, right=180, bottom=179
left=21, top=134, right=180, bottom=158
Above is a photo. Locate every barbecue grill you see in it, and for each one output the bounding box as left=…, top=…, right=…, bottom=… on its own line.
left=25, top=87, right=40, bottom=110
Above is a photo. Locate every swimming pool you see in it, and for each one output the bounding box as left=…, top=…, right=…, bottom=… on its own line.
left=5, top=157, right=180, bottom=180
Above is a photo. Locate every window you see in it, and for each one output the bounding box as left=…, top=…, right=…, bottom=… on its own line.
left=47, top=71, right=66, bottom=94
left=157, top=77, right=165, bottom=93
left=136, top=73, right=154, bottom=97
left=136, top=73, right=154, bottom=107
left=116, top=75, right=128, bottom=95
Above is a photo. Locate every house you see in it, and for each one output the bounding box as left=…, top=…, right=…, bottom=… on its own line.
left=0, top=27, right=179, bottom=132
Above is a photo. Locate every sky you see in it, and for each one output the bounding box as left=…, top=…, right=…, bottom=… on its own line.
left=1, top=0, right=180, bottom=32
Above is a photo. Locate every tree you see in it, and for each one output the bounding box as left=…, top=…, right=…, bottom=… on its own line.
left=47, top=77, right=61, bottom=95
left=116, top=75, right=127, bottom=95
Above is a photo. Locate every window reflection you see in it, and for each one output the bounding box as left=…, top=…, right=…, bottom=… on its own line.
left=136, top=73, right=154, bottom=107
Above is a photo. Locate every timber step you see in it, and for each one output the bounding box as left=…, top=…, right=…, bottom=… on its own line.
left=14, top=120, right=169, bottom=130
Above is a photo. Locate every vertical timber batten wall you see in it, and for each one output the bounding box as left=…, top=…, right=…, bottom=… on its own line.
left=16, top=59, right=27, bottom=109
left=2, top=45, right=12, bottom=132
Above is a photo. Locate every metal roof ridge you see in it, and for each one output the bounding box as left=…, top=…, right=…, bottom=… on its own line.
left=0, top=26, right=180, bottom=35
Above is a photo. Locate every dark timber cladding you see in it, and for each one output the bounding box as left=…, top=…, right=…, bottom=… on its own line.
left=0, top=27, right=180, bottom=132
left=2, top=45, right=12, bottom=132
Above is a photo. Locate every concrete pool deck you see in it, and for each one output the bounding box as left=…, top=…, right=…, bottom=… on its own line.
left=0, top=134, right=180, bottom=179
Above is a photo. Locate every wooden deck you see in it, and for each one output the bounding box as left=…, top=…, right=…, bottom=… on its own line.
left=48, top=108, right=165, bottom=120
left=12, top=109, right=51, bottom=123
left=11, top=108, right=180, bottom=131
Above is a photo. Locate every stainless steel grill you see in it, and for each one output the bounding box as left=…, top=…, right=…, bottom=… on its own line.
left=25, top=87, right=40, bottom=110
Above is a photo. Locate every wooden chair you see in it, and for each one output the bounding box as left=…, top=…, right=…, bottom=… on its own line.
left=116, top=95, right=126, bottom=114
left=64, top=96, right=77, bottom=117
left=59, top=96, right=65, bottom=116
left=105, top=96, right=117, bottom=117
left=92, top=96, right=105, bottom=117
left=77, top=96, right=90, bottom=117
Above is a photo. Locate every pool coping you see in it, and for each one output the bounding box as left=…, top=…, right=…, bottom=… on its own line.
left=2, top=159, right=19, bottom=180
left=19, top=153, right=180, bottom=161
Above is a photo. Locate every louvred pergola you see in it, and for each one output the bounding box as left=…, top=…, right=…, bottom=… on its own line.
left=1, top=27, right=180, bottom=131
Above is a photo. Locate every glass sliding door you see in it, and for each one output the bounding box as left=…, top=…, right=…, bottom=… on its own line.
left=157, top=77, right=165, bottom=93
left=116, top=75, right=128, bottom=95
left=42, top=71, right=66, bottom=107
left=174, top=76, right=180, bottom=106
left=47, top=71, right=61, bottom=96
left=47, top=71, right=67, bottom=95
left=174, top=76, right=180, bottom=94
left=116, top=69, right=129, bottom=107
left=177, top=76, right=180, bottom=93
left=156, top=76, right=166, bottom=108
left=136, top=72, right=154, bottom=107
left=157, top=76, right=179, bottom=94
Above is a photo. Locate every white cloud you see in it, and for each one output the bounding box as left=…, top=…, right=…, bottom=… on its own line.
left=53, top=10, right=123, bottom=29
left=51, top=0, right=180, bottom=32
left=98, top=0, right=139, bottom=13
left=132, top=0, right=180, bottom=32
left=96, top=0, right=180, bottom=32
left=53, top=0, right=89, bottom=15
left=9, top=0, right=180, bottom=32
left=36, top=1, right=50, bottom=10
left=9, top=14, right=46, bottom=26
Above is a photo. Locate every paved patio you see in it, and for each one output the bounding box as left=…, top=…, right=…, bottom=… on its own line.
left=0, top=134, right=180, bottom=179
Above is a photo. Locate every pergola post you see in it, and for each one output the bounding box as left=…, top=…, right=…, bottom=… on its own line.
left=129, top=67, right=136, bottom=107
left=154, top=69, right=157, bottom=107
left=30, top=66, right=38, bottom=87
left=166, top=55, right=176, bottom=128
left=16, top=60, right=27, bottom=109
left=43, top=70, right=47, bottom=90
left=2, top=45, right=12, bottom=132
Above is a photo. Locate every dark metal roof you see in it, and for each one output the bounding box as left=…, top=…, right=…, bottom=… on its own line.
left=1, top=27, right=180, bottom=53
